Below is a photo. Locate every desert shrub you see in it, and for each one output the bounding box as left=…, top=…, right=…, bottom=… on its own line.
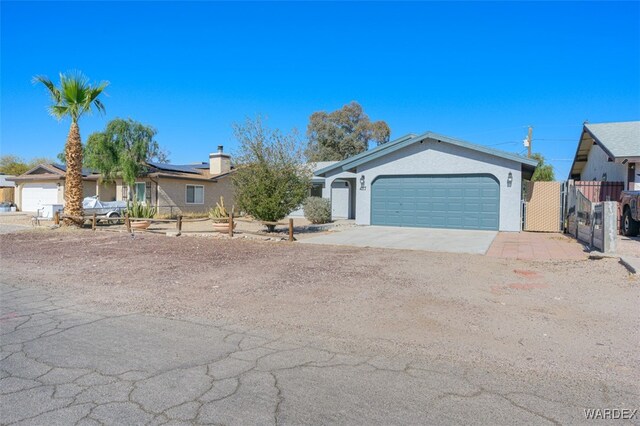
left=232, top=117, right=311, bottom=232
left=303, top=197, right=331, bottom=224
left=126, top=200, right=156, bottom=218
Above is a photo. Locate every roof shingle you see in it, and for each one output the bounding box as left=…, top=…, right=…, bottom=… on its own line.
left=584, top=121, right=640, bottom=157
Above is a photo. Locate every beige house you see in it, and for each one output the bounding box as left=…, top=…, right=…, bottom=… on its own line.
left=10, top=146, right=235, bottom=216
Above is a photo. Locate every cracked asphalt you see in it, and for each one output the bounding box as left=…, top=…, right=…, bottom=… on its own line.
left=1, top=282, right=638, bottom=425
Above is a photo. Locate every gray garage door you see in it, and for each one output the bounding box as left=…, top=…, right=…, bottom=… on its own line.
left=371, top=174, right=499, bottom=230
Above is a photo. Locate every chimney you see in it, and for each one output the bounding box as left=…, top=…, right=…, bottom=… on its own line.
left=209, top=145, right=231, bottom=175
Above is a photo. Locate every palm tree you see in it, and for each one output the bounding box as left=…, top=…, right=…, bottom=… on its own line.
left=33, top=71, right=109, bottom=225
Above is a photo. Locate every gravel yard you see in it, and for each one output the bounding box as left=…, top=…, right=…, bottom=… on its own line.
left=1, top=228, right=638, bottom=393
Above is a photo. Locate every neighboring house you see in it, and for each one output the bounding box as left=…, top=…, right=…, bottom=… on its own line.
left=312, top=132, right=538, bottom=232
left=10, top=146, right=234, bottom=216
left=569, top=121, right=639, bottom=190
left=288, top=162, right=339, bottom=218
left=0, top=174, right=16, bottom=204
left=10, top=164, right=104, bottom=213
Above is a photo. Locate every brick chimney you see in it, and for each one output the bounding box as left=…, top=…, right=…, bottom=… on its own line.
left=209, top=145, right=231, bottom=175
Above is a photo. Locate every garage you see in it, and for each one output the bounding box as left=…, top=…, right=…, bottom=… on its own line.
left=21, top=183, right=58, bottom=213
left=371, top=174, right=499, bottom=230
left=314, top=131, right=538, bottom=232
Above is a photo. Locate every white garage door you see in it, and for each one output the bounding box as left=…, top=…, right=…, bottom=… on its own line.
left=22, top=183, right=59, bottom=212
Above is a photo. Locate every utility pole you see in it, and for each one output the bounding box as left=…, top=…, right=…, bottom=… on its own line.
left=525, top=126, right=533, bottom=158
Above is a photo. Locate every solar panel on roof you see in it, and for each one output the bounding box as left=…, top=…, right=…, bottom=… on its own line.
left=52, top=163, right=98, bottom=176
left=147, top=162, right=207, bottom=174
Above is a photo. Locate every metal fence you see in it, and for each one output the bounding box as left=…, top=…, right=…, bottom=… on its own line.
left=573, top=181, right=624, bottom=203
left=592, top=204, right=604, bottom=251
left=575, top=188, right=593, bottom=244
left=565, top=181, right=620, bottom=253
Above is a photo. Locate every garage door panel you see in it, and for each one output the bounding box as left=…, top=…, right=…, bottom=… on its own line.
left=371, top=175, right=499, bottom=230
left=22, top=183, right=59, bottom=212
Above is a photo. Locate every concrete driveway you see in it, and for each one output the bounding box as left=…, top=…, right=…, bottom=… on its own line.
left=300, top=225, right=498, bottom=254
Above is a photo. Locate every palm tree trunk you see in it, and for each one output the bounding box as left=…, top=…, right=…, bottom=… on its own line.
left=63, top=123, right=84, bottom=226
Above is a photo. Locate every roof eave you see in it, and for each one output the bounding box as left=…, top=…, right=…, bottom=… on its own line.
left=340, top=131, right=538, bottom=171
left=9, top=174, right=65, bottom=182
left=313, top=133, right=418, bottom=177
left=148, top=172, right=217, bottom=182
left=16, top=163, right=65, bottom=178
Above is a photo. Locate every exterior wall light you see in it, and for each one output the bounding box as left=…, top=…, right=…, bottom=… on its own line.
left=507, top=172, right=513, bottom=188
left=359, top=175, right=366, bottom=190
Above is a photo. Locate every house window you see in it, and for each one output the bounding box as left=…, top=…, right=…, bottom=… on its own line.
left=186, top=185, right=204, bottom=204
left=310, top=183, right=323, bottom=198
left=134, top=182, right=146, bottom=203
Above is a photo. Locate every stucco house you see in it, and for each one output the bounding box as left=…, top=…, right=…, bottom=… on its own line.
left=569, top=121, right=639, bottom=191
left=0, top=174, right=16, bottom=205
left=11, top=146, right=234, bottom=216
left=311, top=131, right=538, bottom=232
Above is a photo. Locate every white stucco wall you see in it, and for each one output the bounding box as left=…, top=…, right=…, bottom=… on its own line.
left=580, top=144, right=627, bottom=182
left=322, top=170, right=357, bottom=220
left=351, top=140, right=524, bottom=231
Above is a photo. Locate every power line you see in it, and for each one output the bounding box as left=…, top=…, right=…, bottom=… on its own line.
left=487, top=141, right=519, bottom=146
left=533, top=138, right=575, bottom=142
left=466, top=125, right=529, bottom=137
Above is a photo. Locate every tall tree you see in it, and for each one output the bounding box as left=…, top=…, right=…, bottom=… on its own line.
left=305, top=101, right=391, bottom=162
left=232, top=116, right=311, bottom=231
left=530, top=153, right=555, bottom=182
left=83, top=118, right=169, bottom=195
left=33, top=71, right=108, bottom=225
left=0, top=156, right=58, bottom=175
left=0, top=155, right=29, bottom=175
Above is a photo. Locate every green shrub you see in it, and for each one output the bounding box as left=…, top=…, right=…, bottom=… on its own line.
left=126, top=200, right=156, bottom=218
left=231, top=117, right=311, bottom=232
left=303, top=197, right=331, bottom=224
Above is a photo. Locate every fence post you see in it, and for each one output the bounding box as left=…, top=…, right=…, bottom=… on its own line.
left=177, top=215, right=182, bottom=233
left=54, top=211, right=60, bottom=225
left=603, top=201, right=618, bottom=253
left=125, top=213, right=131, bottom=233
left=228, top=212, right=234, bottom=237
left=92, top=213, right=97, bottom=231
left=289, top=218, right=294, bottom=242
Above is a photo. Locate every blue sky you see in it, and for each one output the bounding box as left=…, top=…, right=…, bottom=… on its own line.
left=2, top=1, right=639, bottom=179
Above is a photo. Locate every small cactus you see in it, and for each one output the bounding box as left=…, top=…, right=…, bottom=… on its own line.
left=209, top=196, right=230, bottom=219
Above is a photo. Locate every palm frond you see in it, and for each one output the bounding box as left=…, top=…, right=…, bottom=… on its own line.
left=92, top=98, right=106, bottom=115
left=34, top=70, right=107, bottom=123
left=48, top=105, right=70, bottom=120
left=32, top=75, right=61, bottom=103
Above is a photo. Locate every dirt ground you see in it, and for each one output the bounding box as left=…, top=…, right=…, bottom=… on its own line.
left=1, top=228, right=638, bottom=391
left=618, top=235, right=640, bottom=257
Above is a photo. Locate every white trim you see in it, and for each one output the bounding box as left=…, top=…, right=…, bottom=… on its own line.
left=185, top=184, right=204, bottom=205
